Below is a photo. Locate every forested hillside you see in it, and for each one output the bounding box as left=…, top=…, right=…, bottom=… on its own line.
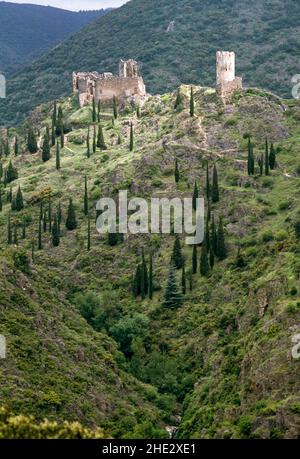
left=0, top=2, right=108, bottom=76
left=0, top=83, right=299, bottom=438
left=1, top=0, right=300, bottom=125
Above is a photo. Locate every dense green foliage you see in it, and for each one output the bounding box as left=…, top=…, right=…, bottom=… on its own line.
left=0, top=2, right=108, bottom=76
left=0, top=84, right=299, bottom=439
left=1, top=0, right=300, bottom=125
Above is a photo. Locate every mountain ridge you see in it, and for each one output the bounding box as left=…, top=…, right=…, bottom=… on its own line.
left=0, top=2, right=109, bottom=77
left=1, top=0, right=300, bottom=126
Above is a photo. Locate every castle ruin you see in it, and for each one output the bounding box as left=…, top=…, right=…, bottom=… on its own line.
left=216, top=51, right=242, bottom=97
left=73, top=59, right=146, bottom=108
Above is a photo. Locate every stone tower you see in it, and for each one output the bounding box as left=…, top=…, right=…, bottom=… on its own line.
left=119, top=59, right=139, bottom=78
left=216, top=51, right=242, bottom=97
left=216, top=51, right=235, bottom=85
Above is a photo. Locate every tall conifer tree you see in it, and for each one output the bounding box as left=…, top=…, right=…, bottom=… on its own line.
left=190, top=86, right=195, bottom=117
left=212, top=164, right=220, bottom=203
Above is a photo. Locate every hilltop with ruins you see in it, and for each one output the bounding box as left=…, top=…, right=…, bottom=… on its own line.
left=73, top=52, right=243, bottom=108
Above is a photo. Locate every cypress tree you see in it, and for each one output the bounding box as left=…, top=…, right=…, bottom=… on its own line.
left=113, top=96, right=118, bottom=119
left=52, top=101, right=57, bottom=127
left=39, top=200, right=43, bottom=221
left=51, top=120, right=56, bottom=147
left=57, top=201, right=62, bottom=230
left=258, top=153, right=264, bottom=176
left=141, top=249, right=149, bottom=298
left=211, top=214, right=217, bottom=255
left=181, top=262, right=186, bottom=295
left=93, top=125, right=96, bottom=153
left=97, top=125, right=107, bottom=150
left=43, top=210, right=47, bottom=232
left=4, top=139, right=10, bottom=156
left=42, top=128, right=51, bottom=162
left=190, top=86, right=195, bottom=117
left=189, top=269, right=193, bottom=292
left=247, top=138, right=251, bottom=175
left=133, top=264, right=142, bottom=298
left=6, top=161, right=18, bottom=184
left=52, top=215, right=60, bottom=247
left=216, top=217, right=227, bottom=260
left=38, top=218, right=42, bottom=250
left=269, top=143, right=276, bottom=170
left=175, top=158, right=180, bottom=183
left=15, top=186, right=24, bottom=211
left=7, top=215, right=12, bottom=244
left=86, top=127, right=90, bottom=158
left=56, top=141, right=60, bottom=170
left=11, top=195, right=16, bottom=211
left=8, top=187, right=13, bottom=203
left=27, top=128, right=38, bottom=154
left=171, top=234, right=184, bottom=269
left=108, top=231, right=118, bottom=246
left=200, top=242, right=209, bottom=276
left=162, top=265, right=183, bottom=309
left=207, top=198, right=211, bottom=222
left=265, top=139, right=269, bottom=176
left=211, top=164, right=220, bottom=203
left=84, top=175, right=88, bottom=216
left=66, top=198, right=77, bottom=231
left=250, top=144, right=255, bottom=175
left=192, top=244, right=197, bottom=274
left=206, top=162, right=210, bottom=199
left=58, top=105, right=63, bottom=120
left=174, top=89, right=183, bottom=110
left=92, top=97, right=97, bottom=123
left=31, top=241, right=35, bottom=262
left=48, top=196, right=52, bottom=233
left=192, top=181, right=199, bottom=211
left=149, top=253, right=153, bottom=300
left=209, top=246, right=215, bottom=269
left=97, top=99, right=101, bottom=123
left=13, top=226, right=18, bottom=245
left=14, top=136, right=19, bottom=156
left=129, top=122, right=134, bottom=151
left=205, top=217, right=210, bottom=253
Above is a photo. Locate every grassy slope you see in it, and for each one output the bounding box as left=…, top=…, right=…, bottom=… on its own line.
left=0, top=86, right=299, bottom=438
left=1, top=0, right=300, bottom=126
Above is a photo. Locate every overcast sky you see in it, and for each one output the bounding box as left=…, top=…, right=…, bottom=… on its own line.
left=4, top=0, right=128, bottom=11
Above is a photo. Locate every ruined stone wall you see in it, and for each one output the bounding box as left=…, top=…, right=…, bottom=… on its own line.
left=73, top=60, right=146, bottom=107
left=216, top=77, right=243, bottom=98
left=94, top=76, right=146, bottom=104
